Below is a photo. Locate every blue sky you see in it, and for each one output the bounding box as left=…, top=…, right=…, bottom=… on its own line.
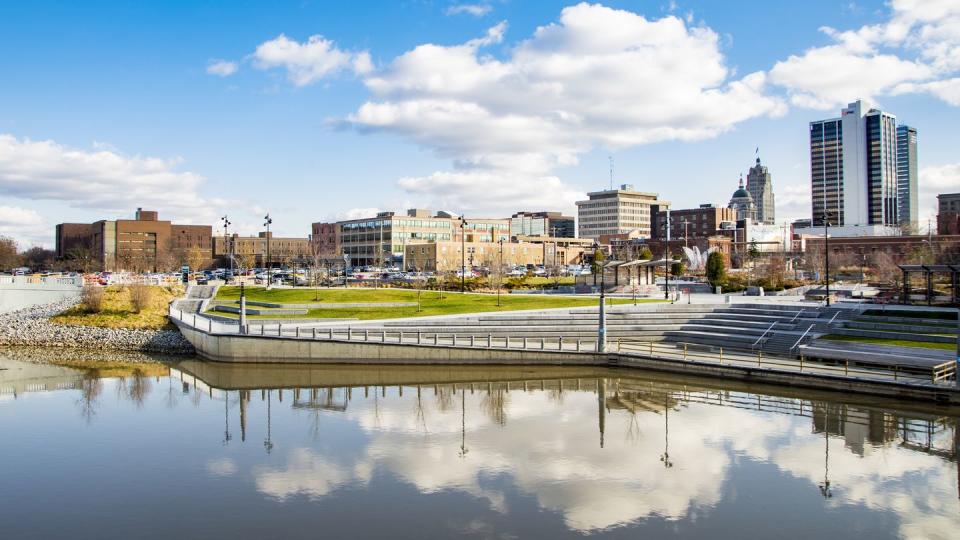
left=1, top=0, right=958, bottom=246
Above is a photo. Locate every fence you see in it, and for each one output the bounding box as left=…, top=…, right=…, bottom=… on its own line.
left=0, top=275, right=83, bottom=286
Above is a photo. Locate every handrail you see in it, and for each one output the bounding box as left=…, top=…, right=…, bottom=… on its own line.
left=827, top=310, right=840, bottom=325
left=790, top=324, right=816, bottom=351
left=790, top=309, right=804, bottom=323
left=753, top=321, right=778, bottom=347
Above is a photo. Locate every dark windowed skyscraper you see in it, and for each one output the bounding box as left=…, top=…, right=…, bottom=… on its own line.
left=809, top=100, right=900, bottom=228
left=896, top=125, right=918, bottom=230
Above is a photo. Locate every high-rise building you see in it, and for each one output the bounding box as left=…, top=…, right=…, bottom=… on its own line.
left=745, top=157, right=775, bottom=224
left=896, top=125, right=918, bottom=230
left=810, top=100, right=899, bottom=228
left=575, top=184, right=669, bottom=240
left=509, top=211, right=576, bottom=238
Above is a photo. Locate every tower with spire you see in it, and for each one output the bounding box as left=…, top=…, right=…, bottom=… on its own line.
left=729, top=175, right=758, bottom=222
left=746, top=155, right=775, bottom=224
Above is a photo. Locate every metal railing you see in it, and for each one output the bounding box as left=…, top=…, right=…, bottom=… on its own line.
left=618, top=338, right=955, bottom=386
left=790, top=324, right=817, bottom=352
left=752, top=321, right=778, bottom=348
left=789, top=309, right=805, bottom=323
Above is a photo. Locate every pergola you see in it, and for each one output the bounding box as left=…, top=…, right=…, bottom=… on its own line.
left=898, top=264, right=960, bottom=305
left=601, top=259, right=663, bottom=289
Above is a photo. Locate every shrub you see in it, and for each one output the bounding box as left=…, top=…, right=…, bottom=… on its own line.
left=705, top=251, right=726, bottom=286
left=128, top=284, right=153, bottom=314
left=80, top=285, right=104, bottom=313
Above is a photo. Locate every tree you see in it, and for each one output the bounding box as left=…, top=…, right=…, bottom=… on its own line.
left=0, top=236, right=19, bottom=270
left=66, top=241, right=96, bottom=273
left=20, top=246, right=55, bottom=271
left=591, top=247, right=606, bottom=286
left=483, top=252, right=507, bottom=306
left=187, top=246, right=206, bottom=273
left=670, top=261, right=685, bottom=277
left=638, top=247, right=653, bottom=260
left=706, top=251, right=726, bottom=287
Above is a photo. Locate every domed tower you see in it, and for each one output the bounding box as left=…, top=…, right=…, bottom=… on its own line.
left=729, top=175, right=757, bottom=222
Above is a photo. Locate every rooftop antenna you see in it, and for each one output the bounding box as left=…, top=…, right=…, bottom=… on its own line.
left=608, top=155, right=614, bottom=191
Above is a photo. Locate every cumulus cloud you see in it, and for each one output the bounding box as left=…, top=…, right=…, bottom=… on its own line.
left=919, top=163, right=960, bottom=230
left=206, top=59, right=238, bottom=77
left=252, top=34, right=372, bottom=86
left=348, top=3, right=785, bottom=214
left=0, top=134, right=226, bottom=239
left=0, top=205, right=47, bottom=247
left=445, top=3, right=492, bottom=17
left=770, top=0, right=960, bottom=109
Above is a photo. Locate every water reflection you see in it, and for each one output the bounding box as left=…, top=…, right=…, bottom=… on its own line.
left=2, top=354, right=959, bottom=538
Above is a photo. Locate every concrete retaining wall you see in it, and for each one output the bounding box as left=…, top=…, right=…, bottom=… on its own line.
left=0, top=276, right=82, bottom=314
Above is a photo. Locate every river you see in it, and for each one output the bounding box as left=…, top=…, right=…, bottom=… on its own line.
left=1, top=348, right=958, bottom=539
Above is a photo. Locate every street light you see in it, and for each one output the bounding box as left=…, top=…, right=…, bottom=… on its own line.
left=497, top=239, right=504, bottom=307
left=220, top=215, right=233, bottom=276
left=264, top=214, right=273, bottom=288
left=595, top=241, right=606, bottom=353
left=822, top=211, right=831, bottom=307
left=664, top=209, right=671, bottom=301
left=459, top=216, right=468, bottom=293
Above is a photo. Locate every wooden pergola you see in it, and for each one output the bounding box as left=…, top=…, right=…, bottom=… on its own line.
left=898, top=264, right=960, bottom=305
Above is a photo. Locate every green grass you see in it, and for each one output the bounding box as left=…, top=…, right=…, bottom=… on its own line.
left=821, top=334, right=956, bottom=351
left=212, top=286, right=656, bottom=320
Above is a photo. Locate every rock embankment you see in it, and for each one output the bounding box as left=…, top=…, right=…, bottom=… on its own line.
left=0, top=299, right=194, bottom=354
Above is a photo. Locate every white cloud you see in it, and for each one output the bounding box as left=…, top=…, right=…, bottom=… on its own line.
left=205, top=457, right=238, bottom=477
left=0, top=205, right=47, bottom=247
left=919, top=163, right=960, bottom=231
left=445, top=3, right=492, bottom=17
left=0, top=134, right=223, bottom=231
left=348, top=3, right=785, bottom=215
left=206, top=59, right=238, bottom=77
left=251, top=34, right=372, bottom=86
left=769, top=0, right=960, bottom=109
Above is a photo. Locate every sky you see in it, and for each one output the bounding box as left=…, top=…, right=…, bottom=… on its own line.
left=1, top=0, right=959, bottom=247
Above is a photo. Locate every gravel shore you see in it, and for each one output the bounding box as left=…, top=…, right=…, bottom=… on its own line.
left=0, top=299, right=194, bottom=355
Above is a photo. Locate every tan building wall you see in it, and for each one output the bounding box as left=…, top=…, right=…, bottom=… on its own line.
left=404, top=240, right=587, bottom=272
left=213, top=232, right=311, bottom=268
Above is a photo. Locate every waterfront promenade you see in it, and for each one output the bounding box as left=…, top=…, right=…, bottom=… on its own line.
left=169, top=286, right=960, bottom=404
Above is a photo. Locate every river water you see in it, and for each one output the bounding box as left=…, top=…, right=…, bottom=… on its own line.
left=1, top=350, right=958, bottom=539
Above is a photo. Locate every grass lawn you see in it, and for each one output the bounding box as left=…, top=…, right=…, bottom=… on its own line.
left=821, top=334, right=956, bottom=351
left=51, top=285, right=182, bottom=330
left=213, top=286, right=656, bottom=320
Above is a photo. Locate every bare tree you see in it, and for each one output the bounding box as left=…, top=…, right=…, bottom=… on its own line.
left=0, top=235, right=17, bottom=270
left=187, top=246, right=206, bottom=273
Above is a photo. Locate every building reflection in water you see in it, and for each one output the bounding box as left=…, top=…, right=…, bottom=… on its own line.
left=8, top=355, right=957, bottom=535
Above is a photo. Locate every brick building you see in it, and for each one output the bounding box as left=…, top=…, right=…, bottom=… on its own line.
left=55, top=208, right=212, bottom=272
left=937, top=193, right=960, bottom=235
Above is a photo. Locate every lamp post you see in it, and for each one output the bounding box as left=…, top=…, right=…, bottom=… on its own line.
left=460, top=216, right=468, bottom=293
left=664, top=209, right=671, bottom=301
left=498, top=239, right=503, bottom=307
left=823, top=211, right=831, bottom=307
left=263, top=214, right=273, bottom=289
left=221, top=215, right=233, bottom=277
left=595, top=242, right=606, bottom=353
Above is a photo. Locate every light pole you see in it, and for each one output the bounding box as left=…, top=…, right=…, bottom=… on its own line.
left=664, top=209, right=671, bottom=301
left=497, top=239, right=503, bottom=307
left=263, top=214, right=273, bottom=288
left=460, top=216, right=468, bottom=293
left=221, top=215, right=233, bottom=276
left=823, top=211, right=831, bottom=306
left=595, top=241, right=606, bottom=353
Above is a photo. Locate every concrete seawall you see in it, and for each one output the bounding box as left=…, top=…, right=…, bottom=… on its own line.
left=172, top=317, right=960, bottom=405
